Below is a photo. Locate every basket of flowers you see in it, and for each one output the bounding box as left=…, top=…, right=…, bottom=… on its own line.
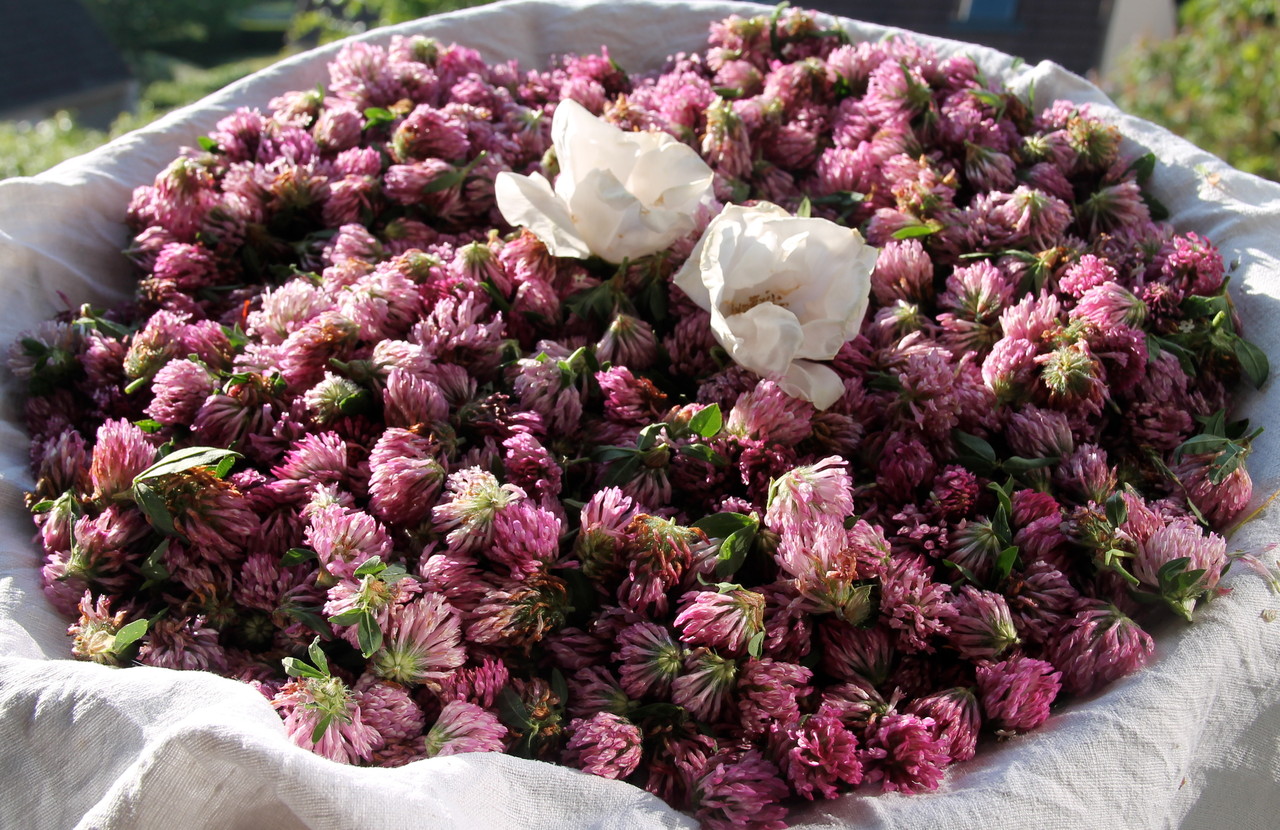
left=1, top=2, right=1278, bottom=828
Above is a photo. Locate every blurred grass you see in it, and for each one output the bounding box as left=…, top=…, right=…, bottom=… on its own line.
left=0, top=53, right=280, bottom=179
left=1, top=0, right=496, bottom=179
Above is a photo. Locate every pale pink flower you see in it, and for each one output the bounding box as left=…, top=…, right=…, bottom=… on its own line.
left=674, top=588, right=766, bottom=656
left=372, top=593, right=466, bottom=687
left=420, top=700, right=507, bottom=757
left=272, top=675, right=382, bottom=764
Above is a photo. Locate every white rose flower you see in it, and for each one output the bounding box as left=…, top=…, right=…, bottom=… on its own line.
left=494, top=99, right=716, bottom=264
left=673, top=202, right=878, bottom=410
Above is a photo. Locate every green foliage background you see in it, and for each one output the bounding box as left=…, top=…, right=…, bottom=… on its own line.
left=1107, top=0, right=1280, bottom=182
left=1, top=1, right=490, bottom=179
left=289, top=0, right=490, bottom=45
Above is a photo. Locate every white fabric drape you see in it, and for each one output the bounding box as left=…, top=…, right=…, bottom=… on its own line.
left=1, top=2, right=1277, bottom=827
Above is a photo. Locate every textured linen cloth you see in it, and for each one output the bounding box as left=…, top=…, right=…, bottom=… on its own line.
left=1, top=2, right=1278, bottom=828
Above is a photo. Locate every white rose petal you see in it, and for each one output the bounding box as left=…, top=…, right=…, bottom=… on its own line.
left=673, top=202, right=878, bottom=410
left=495, top=99, right=715, bottom=263
left=493, top=171, right=592, bottom=259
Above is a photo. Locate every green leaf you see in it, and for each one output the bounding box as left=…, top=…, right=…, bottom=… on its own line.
left=601, top=455, right=642, bottom=489
left=636, top=423, right=666, bottom=452
left=310, top=714, right=334, bottom=745
left=1156, top=556, right=1193, bottom=587
left=551, top=667, right=568, bottom=707
left=678, top=443, right=724, bottom=465
left=356, top=610, right=382, bottom=658
left=971, top=88, right=1004, bottom=109
left=691, top=512, right=758, bottom=539
left=1174, top=433, right=1229, bottom=461
left=1234, top=336, right=1270, bottom=389
left=133, top=419, right=164, bottom=434
left=689, top=404, right=723, bottom=439
left=892, top=222, right=939, bottom=240
left=940, top=557, right=980, bottom=586
left=629, top=702, right=687, bottom=724
left=281, top=606, right=333, bottom=639
left=134, top=446, right=241, bottom=483
left=954, top=431, right=998, bottom=465
left=796, top=196, right=813, bottom=218
left=1126, top=152, right=1157, bottom=184
left=197, top=136, right=219, bottom=153
left=363, top=106, right=395, bottom=129
left=1181, top=294, right=1231, bottom=321
left=281, top=547, right=318, bottom=567
left=111, top=618, right=149, bottom=652
left=594, top=447, right=637, bottom=464
left=1145, top=194, right=1170, bottom=222
left=213, top=454, right=237, bottom=479
left=747, top=629, right=766, bottom=659
left=140, top=539, right=170, bottom=588
left=307, top=636, right=329, bottom=676
left=132, top=481, right=176, bottom=536
left=988, top=480, right=1015, bottom=520
left=1002, top=455, right=1059, bottom=474
left=994, top=544, right=1019, bottom=583
left=282, top=656, right=326, bottom=680
left=1106, top=491, right=1128, bottom=527
left=328, top=608, right=364, bottom=626
left=29, top=499, right=55, bottom=514
left=563, top=280, right=618, bottom=323
left=353, top=556, right=386, bottom=578
left=497, top=687, right=531, bottom=730
left=714, top=526, right=757, bottom=580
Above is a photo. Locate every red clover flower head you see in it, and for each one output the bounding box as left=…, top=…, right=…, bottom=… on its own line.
left=690, top=750, right=791, bottom=830
left=614, top=621, right=685, bottom=699
left=860, top=711, right=951, bottom=794
left=1048, top=600, right=1155, bottom=695
left=976, top=654, right=1062, bottom=732
left=272, top=673, right=381, bottom=764
left=431, top=467, right=525, bottom=552
left=674, top=587, right=767, bottom=656
left=563, top=712, right=644, bottom=780
left=421, top=700, right=507, bottom=757
left=371, top=593, right=466, bottom=687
